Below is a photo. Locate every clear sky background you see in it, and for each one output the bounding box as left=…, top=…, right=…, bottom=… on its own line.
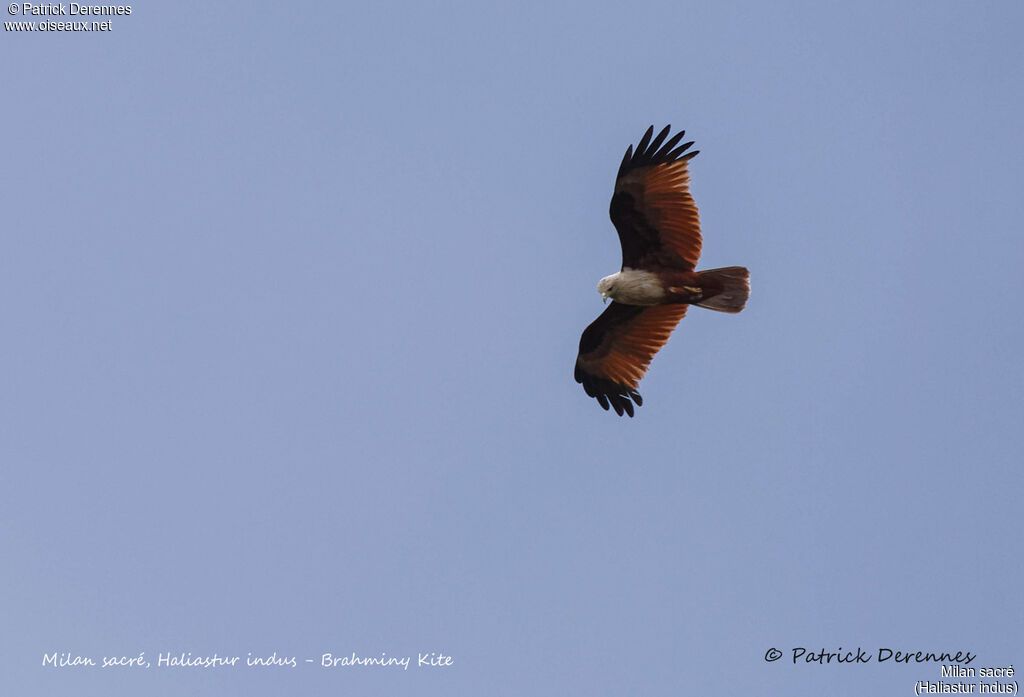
left=3, top=1, right=1022, bottom=695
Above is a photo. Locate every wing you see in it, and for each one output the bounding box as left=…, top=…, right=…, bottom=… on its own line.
left=609, top=125, right=702, bottom=271
left=574, top=302, right=689, bottom=416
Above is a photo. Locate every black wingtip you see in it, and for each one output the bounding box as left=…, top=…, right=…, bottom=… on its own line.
left=647, top=125, right=671, bottom=154
left=654, top=131, right=686, bottom=158
left=619, top=145, right=633, bottom=172
left=635, top=126, right=655, bottom=155
left=619, top=125, right=698, bottom=176
left=576, top=370, right=643, bottom=417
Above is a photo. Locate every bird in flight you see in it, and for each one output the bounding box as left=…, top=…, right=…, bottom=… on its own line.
left=574, top=125, right=750, bottom=416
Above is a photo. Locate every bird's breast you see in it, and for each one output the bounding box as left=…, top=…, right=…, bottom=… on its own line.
left=610, top=268, right=666, bottom=306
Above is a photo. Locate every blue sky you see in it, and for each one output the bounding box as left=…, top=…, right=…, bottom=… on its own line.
left=3, top=1, right=1022, bottom=695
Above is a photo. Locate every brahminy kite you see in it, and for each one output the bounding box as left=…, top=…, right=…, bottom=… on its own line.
left=574, top=125, right=750, bottom=416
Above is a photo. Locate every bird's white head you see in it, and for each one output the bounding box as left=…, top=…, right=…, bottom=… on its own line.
left=597, top=274, right=619, bottom=303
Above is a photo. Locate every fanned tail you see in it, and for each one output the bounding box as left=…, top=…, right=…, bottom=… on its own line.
left=694, top=266, right=750, bottom=313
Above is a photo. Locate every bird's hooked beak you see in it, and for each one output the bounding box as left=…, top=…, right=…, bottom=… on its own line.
left=601, top=293, right=608, bottom=304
